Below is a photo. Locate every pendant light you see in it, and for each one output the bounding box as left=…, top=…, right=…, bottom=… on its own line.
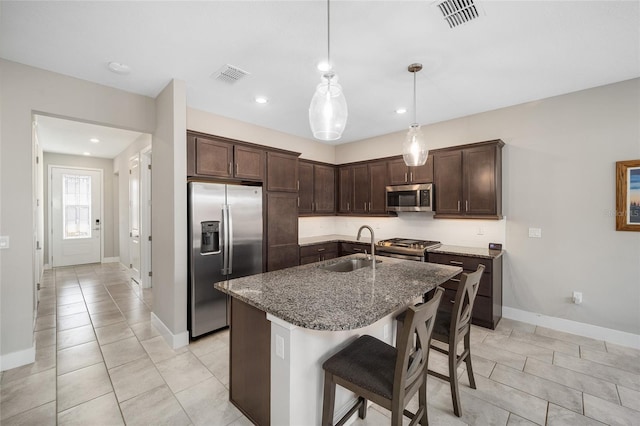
left=309, top=0, right=348, bottom=141
left=402, top=63, right=428, bottom=167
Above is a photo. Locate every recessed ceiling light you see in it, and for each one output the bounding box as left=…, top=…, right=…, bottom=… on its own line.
left=108, top=61, right=131, bottom=75
left=89, top=138, right=100, bottom=143
left=83, top=152, right=91, bottom=156
left=255, top=96, right=269, bottom=104
left=317, top=61, right=332, bottom=72
left=395, top=108, right=408, bottom=114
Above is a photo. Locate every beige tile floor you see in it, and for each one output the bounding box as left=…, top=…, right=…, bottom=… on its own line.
left=1, top=263, right=639, bottom=425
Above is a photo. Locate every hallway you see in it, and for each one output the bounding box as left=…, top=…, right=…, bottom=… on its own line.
left=0, top=263, right=248, bottom=425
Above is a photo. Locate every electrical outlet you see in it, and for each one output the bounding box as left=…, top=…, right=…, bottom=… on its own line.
left=572, top=291, right=583, bottom=305
left=0, top=236, right=9, bottom=249
left=528, top=228, right=542, bottom=238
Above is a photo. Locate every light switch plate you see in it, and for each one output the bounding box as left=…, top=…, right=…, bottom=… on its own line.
left=528, top=228, right=542, bottom=238
left=0, top=236, right=9, bottom=249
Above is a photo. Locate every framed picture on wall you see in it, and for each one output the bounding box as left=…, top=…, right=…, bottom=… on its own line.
left=616, top=159, right=640, bottom=231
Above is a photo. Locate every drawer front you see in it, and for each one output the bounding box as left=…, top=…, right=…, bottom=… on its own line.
left=440, top=272, right=492, bottom=298
left=340, top=242, right=369, bottom=255
left=299, top=242, right=339, bottom=258
left=429, top=253, right=492, bottom=273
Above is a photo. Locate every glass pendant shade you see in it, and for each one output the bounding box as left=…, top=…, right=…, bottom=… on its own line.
left=402, top=123, right=428, bottom=167
left=309, top=73, right=348, bottom=141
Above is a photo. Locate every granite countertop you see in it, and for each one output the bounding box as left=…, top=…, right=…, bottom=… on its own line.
left=428, top=244, right=504, bottom=259
left=215, top=255, right=461, bottom=331
left=298, top=234, right=376, bottom=246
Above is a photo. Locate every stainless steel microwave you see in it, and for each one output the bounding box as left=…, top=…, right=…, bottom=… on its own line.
left=385, top=183, right=433, bottom=212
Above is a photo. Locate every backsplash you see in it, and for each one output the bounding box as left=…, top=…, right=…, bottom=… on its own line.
left=299, top=213, right=507, bottom=248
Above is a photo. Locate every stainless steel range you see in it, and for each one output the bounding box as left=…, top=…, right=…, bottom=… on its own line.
left=376, top=238, right=441, bottom=261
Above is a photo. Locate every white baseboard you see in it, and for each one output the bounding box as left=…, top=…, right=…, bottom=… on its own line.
left=1, top=343, right=36, bottom=372
left=151, top=312, right=189, bottom=349
left=102, top=257, right=120, bottom=264
left=503, top=307, right=640, bottom=350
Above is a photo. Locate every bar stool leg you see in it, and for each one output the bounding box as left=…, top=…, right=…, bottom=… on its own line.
left=449, top=348, right=462, bottom=417
left=419, top=381, right=429, bottom=425
left=464, top=332, right=476, bottom=389
left=358, top=397, right=367, bottom=419
left=322, top=371, right=336, bottom=426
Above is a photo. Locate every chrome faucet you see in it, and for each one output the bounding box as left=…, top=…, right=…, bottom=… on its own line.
left=356, top=225, right=376, bottom=270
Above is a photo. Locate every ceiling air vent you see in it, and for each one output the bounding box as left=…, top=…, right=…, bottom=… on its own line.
left=436, top=0, right=480, bottom=28
left=212, top=64, right=250, bottom=84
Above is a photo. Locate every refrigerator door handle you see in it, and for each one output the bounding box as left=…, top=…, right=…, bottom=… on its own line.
left=222, top=206, right=229, bottom=275
left=227, top=205, right=234, bottom=275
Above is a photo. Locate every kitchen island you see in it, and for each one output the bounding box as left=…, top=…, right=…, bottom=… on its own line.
left=215, top=254, right=461, bottom=425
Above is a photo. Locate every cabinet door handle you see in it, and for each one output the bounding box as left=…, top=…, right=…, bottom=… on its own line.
left=457, top=200, right=461, bottom=212
left=364, top=202, right=367, bottom=211
left=369, top=202, right=372, bottom=211
left=449, top=260, right=463, bottom=265
left=317, top=248, right=326, bottom=252
left=228, top=162, right=232, bottom=175
left=297, top=197, right=300, bottom=207
left=297, top=181, right=300, bottom=190
left=404, top=172, right=408, bottom=182
left=347, top=202, right=350, bottom=211
left=410, top=172, right=413, bottom=182
left=465, top=200, right=469, bottom=212
left=450, top=278, right=461, bottom=283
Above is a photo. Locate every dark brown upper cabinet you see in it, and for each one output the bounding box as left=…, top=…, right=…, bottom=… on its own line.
left=388, top=156, right=434, bottom=185
left=266, top=152, right=298, bottom=192
left=188, top=134, right=264, bottom=181
left=338, top=160, right=389, bottom=216
left=432, top=140, right=504, bottom=219
left=337, top=167, right=353, bottom=214
left=298, top=160, right=335, bottom=215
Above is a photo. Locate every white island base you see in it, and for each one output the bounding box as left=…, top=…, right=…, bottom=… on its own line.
left=267, top=301, right=417, bottom=426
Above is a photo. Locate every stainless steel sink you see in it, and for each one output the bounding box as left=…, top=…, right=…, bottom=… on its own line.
left=320, top=258, right=382, bottom=273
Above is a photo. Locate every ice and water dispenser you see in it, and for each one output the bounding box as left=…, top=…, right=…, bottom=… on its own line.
left=200, top=221, right=220, bottom=254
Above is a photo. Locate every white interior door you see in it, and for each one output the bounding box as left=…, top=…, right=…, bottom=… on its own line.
left=129, top=155, right=141, bottom=284
left=140, top=148, right=152, bottom=288
left=51, top=167, right=102, bottom=267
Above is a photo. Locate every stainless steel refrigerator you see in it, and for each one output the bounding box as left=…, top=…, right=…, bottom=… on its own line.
left=188, top=181, right=263, bottom=339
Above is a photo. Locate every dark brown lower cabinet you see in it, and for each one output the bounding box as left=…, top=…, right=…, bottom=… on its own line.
left=230, top=298, right=270, bottom=425
left=299, top=242, right=339, bottom=265
left=428, top=252, right=503, bottom=329
left=339, top=242, right=369, bottom=255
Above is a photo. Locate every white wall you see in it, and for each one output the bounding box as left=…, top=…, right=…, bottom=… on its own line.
left=113, top=133, right=152, bottom=268
left=0, top=59, right=155, bottom=369
left=151, top=80, right=188, bottom=347
left=332, top=78, right=640, bottom=336
left=42, top=153, right=116, bottom=263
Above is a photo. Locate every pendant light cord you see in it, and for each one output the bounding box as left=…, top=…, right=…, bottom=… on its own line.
left=413, top=71, right=417, bottom=125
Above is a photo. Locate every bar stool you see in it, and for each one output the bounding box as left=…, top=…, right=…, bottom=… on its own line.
left=396, top=264, right=485, bottom=417
left=321, top=287, right=444, bottom=426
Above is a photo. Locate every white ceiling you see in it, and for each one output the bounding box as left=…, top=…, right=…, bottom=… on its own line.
left=34, top=115, right=143, bottom=159
left=2, top=1, right=639, bottom=147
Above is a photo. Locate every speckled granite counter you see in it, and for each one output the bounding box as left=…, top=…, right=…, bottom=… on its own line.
left=428, top=244, right=504, bottom=259
left=215, top=254, right=461, bottom=331
left=298, top=234, right=376, bottom=246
